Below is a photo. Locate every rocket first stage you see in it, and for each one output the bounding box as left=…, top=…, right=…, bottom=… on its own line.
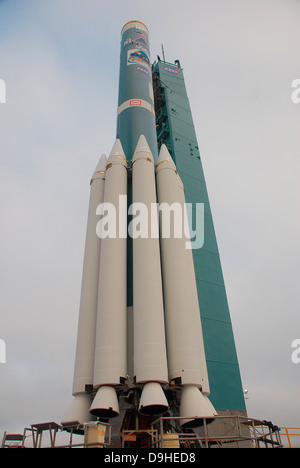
left=62, top=20, right=216, bottom=433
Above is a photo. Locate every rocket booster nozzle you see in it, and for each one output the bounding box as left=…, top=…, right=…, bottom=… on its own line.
left=61, top=393, right=94, bottom=428
left=180, top=385, right=217, bottom=428
left=138, top=382, right=168, bottom=415
left=90, top=386, right=119, bottom=418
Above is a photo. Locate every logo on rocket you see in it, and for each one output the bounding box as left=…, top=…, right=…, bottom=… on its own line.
left=127, top=49, right=150, bottom=69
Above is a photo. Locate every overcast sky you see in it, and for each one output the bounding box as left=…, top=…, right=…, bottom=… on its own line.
left=0, top=0, right=299, bottom=443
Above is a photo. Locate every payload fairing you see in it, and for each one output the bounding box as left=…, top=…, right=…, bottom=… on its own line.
left=62, top=20, right=216, bottom=433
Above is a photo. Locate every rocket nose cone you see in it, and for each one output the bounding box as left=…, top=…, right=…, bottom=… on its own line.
left=92, top=153, right=107, bottom=174
left=95, top=154, right=107, bottom=171
left=91, top=154, right=107, bottom=182
left=108, top=139, right=126, bottom=159
left=135, top=135, right=151, bottom=153
left=121, top=20, right=149, bottom=35
left=156, top=145, right=176, bottom=174
left=106, top=139, right=127, bottom=167
left=158, top=144, right=171, bottom=163
left=157, top=144, right=176, bottom=168
left=132, top=135, right=154, bottom=163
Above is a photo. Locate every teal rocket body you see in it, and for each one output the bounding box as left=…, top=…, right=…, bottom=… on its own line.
left=117, top=21, right=158, bottom=162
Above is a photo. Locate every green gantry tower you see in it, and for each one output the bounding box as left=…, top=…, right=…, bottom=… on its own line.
left=152, top=58, right=246, bottom=414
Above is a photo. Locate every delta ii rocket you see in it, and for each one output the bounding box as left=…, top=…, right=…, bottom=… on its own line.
left=62, top=20, right=217, bottom=432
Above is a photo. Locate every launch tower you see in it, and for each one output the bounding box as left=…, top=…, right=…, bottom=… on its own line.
left=152, top=59, right=246, bottom=413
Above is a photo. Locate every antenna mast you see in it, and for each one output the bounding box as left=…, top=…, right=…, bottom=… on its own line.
left=161, top=43, right=166, bottom=62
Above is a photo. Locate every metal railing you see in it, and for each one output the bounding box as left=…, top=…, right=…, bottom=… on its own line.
left=251, top=426, right=300, bottom=449
left=2, top=418, right=300, bottom=448
left=150, top=415, right=291, bottom=449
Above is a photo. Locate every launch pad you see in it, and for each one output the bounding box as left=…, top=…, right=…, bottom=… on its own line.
left=3, top=415, right=286, bottom=448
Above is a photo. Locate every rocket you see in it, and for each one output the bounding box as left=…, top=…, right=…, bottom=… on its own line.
left=62, top=20, right=216, bottom=432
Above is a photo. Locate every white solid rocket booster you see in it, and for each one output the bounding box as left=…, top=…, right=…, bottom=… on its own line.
left=177, top=174, right=217, bottom=426
left=156, top=144, right=217, bottom=427
left=177, top=174, right=209, bottom=394
left=90, top=139, right=128, bottom=418
left=62, top=154, right=107, bottom=426
left=131, top=135, right=169, bottom=415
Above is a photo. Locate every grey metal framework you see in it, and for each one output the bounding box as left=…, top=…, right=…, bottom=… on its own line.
left=2, top=416, right=284, bottom=448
